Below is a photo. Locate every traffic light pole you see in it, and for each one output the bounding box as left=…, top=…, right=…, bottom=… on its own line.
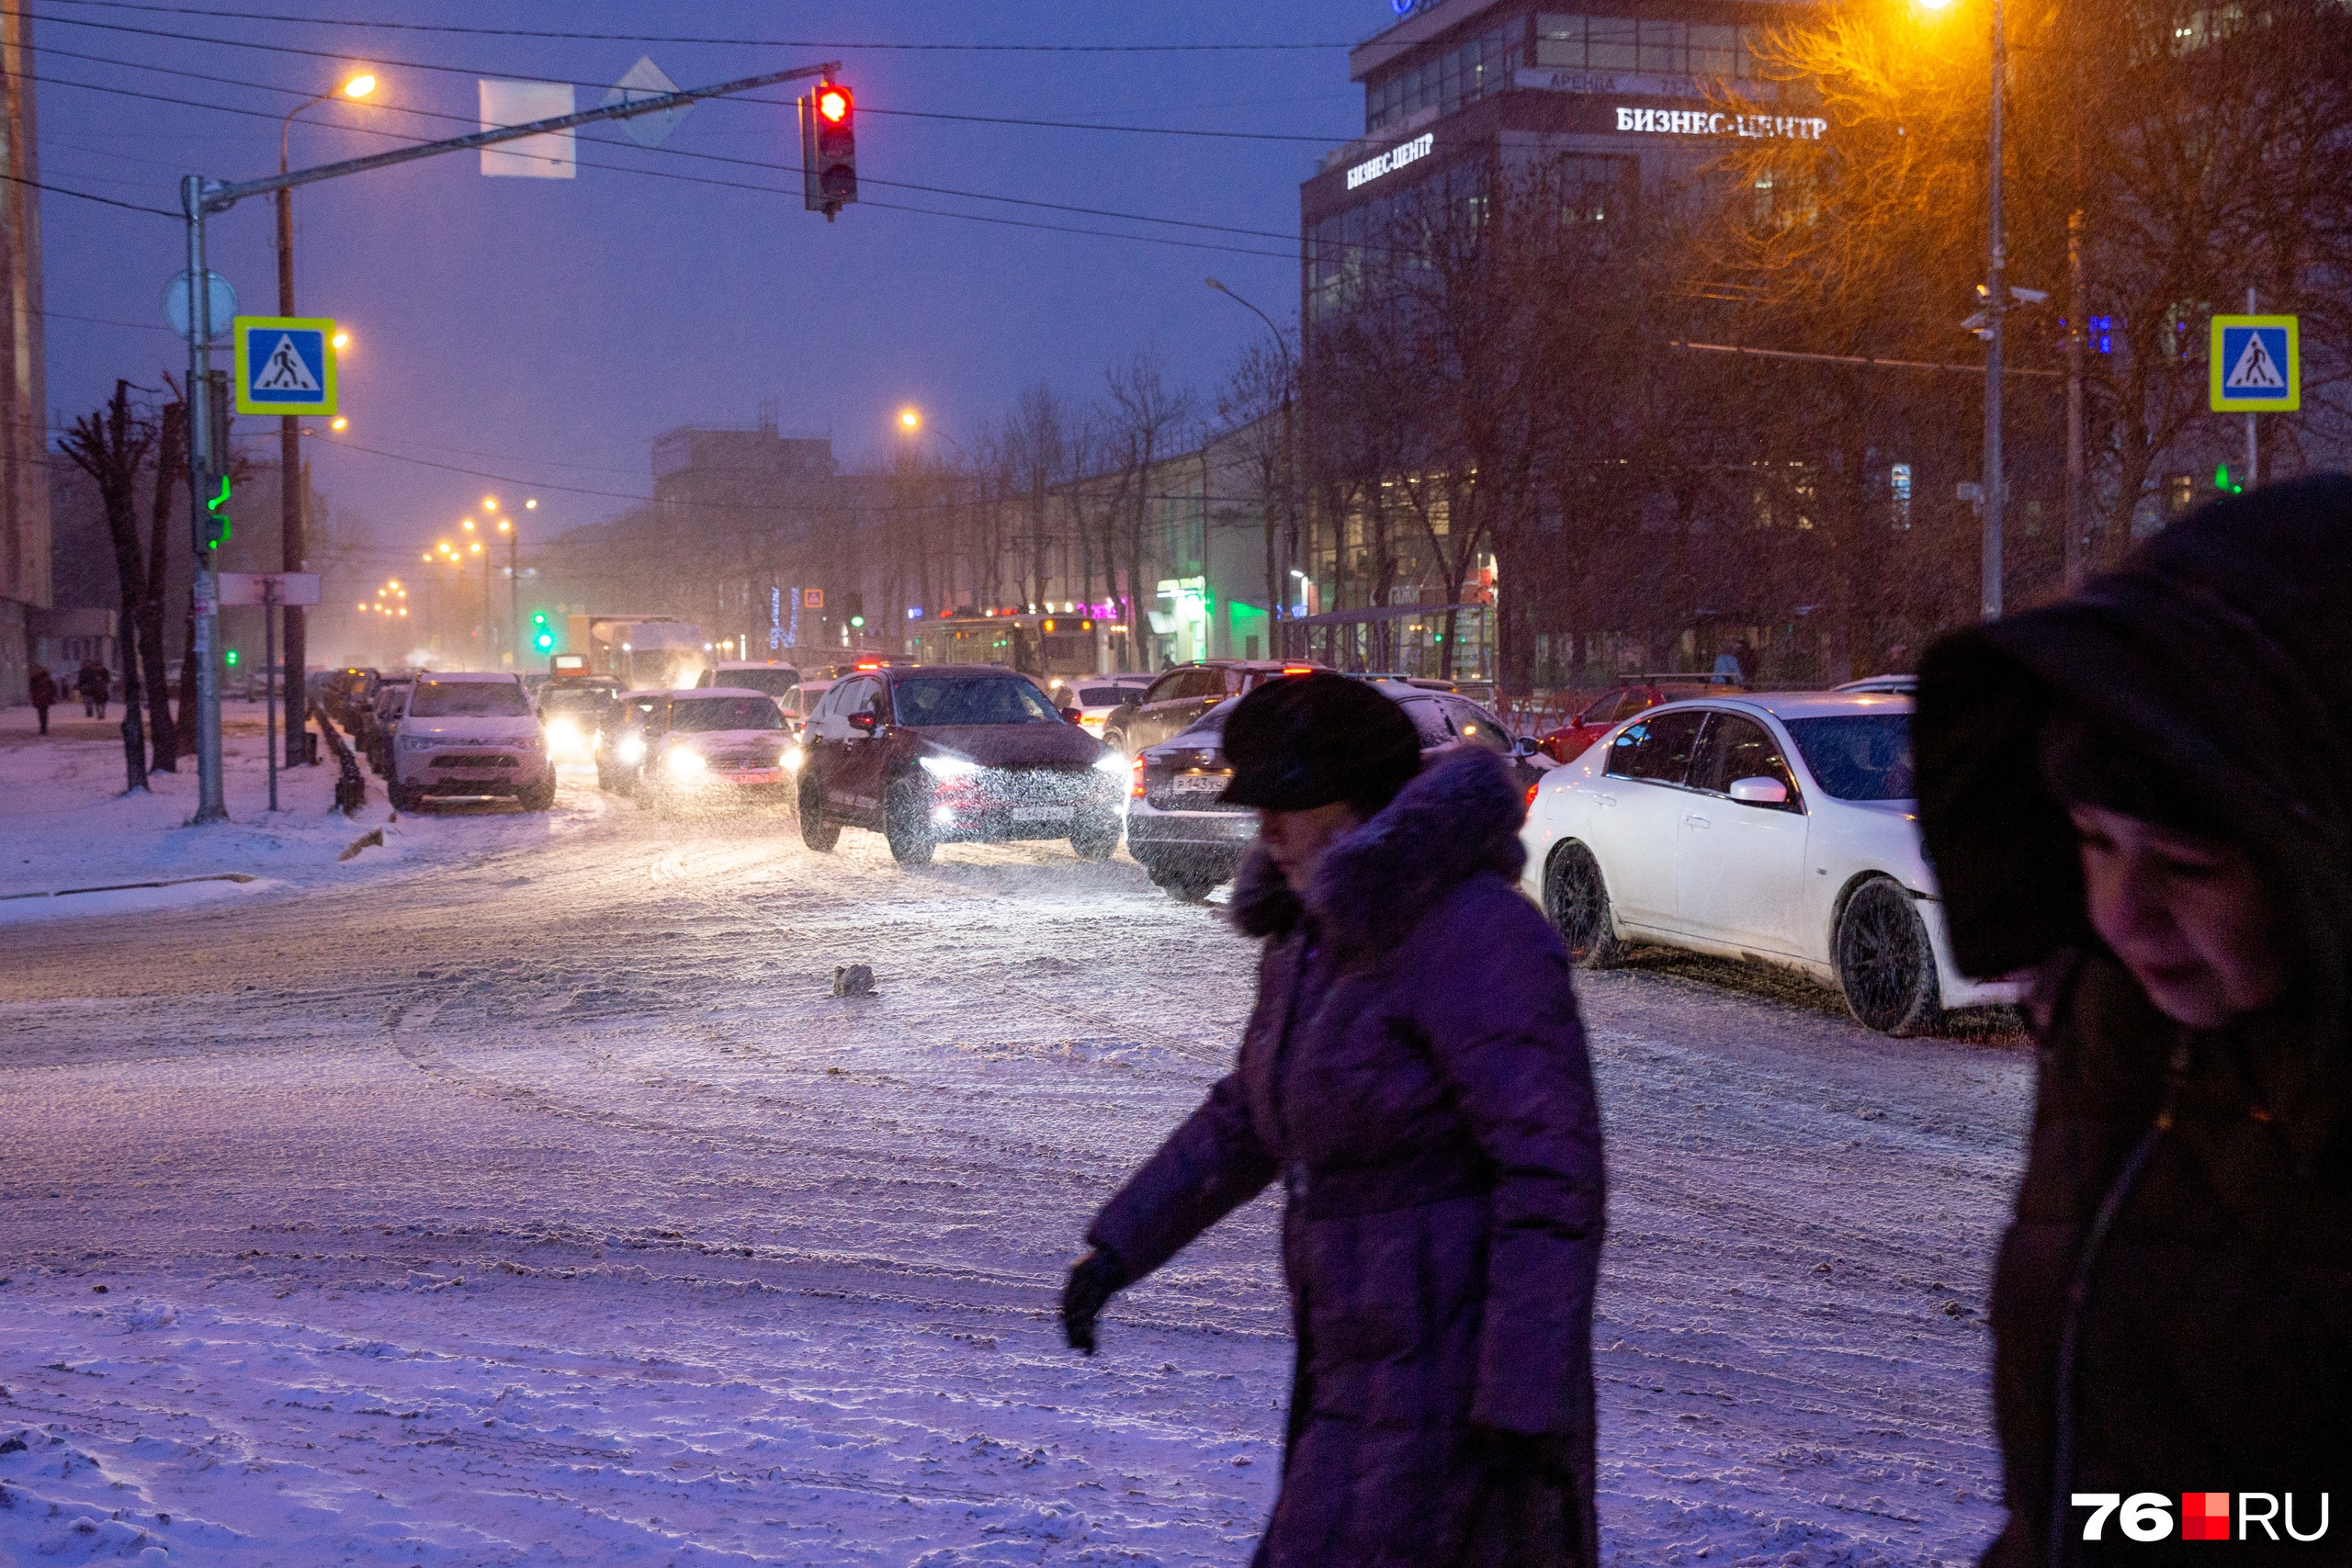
left=179, top=59, right=839, bottom=821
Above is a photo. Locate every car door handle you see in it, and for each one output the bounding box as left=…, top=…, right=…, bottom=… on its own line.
left=1594, top=794, right=1616, bottom=807
left=1684, top=814, right=1711, bottom=829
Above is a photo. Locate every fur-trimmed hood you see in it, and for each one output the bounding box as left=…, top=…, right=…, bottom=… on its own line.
left=1229, top=747, right=1528, bottom=964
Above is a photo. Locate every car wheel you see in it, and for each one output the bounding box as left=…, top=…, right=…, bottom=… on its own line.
left=1544, top=841, right=1623, bottom=967
left=595, top=763, right=615, bottom=793
left=1142, top=853, right=1219, bottom=902
left=884, top=778, right=935, bottom=866
left=517, top=777, right=555, bottom=812
left=1836, top=877, right=1943, bottom=1036
left=387, top=782, right=423, bottom=814
left=1070, top=812, right=1121, bottom=861
left=798, top=775, right=839, bottom=852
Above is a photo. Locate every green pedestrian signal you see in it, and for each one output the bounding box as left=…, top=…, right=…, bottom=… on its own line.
left=2214, top=463, right=2245, bottom=495
left=530, top=610, right=556, bottom=652
left=201, top=473, right=232, bottom=549
left=224, top=648, right=241, bottom=667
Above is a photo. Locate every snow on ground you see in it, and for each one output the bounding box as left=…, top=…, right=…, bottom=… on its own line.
left=0, top=704, right=605, bottom=913
left=0, top=722, right=2031, bottom=1566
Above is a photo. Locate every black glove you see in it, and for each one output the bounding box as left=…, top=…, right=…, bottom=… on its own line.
left=1061, top=1247, right=1129, bottom=1355
left=1464, top=1423, right=1573, bottom=1484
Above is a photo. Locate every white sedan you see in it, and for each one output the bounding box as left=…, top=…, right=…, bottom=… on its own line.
left=1520, top=690, right=2016, bottom=1034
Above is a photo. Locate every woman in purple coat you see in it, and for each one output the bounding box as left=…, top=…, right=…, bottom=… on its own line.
left=1064, top=673, right=1606, bottom=1567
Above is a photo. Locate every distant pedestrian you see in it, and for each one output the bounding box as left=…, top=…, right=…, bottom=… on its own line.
left=1732, top=637, right=1758, bottom=685
left=76, top=659, right=109, bottom=719
left=28, top=664, right=55, bottom=734
left=1711, top=644, right=1742, bottom=684
left=1916, top=474, right=2349, bottom=1567
left=1063, top=673, right=1605, bottom=1567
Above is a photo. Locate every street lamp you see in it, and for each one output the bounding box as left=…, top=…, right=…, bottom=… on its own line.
left=275, top=66, right=379, bottom=761
left=1205, top=276, right=1300, bottom=653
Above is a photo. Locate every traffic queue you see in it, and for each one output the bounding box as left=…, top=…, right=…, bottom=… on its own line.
left=315, top=651, right=1987, bottom=1036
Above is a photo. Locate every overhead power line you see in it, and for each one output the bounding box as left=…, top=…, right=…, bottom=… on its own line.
left=40, top=0, right=1351, bottom=51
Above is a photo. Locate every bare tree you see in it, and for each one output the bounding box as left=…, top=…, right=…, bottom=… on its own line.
left=60, top=381, right=156, bottom=792
left=1103, top=347, right=1196, bottom=659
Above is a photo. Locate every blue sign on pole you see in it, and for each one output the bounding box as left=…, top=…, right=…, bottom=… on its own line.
left=232, top=316, right=339, bottom=415
left=2209, top=315, right=2299, bottom=412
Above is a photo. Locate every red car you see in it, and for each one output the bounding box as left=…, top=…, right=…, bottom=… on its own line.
left=1537, top=675, right=1741, bottom=763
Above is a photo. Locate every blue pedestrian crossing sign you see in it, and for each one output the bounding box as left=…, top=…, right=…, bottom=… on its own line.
left=2209, top=315, right=2298, bottom=412
left=232, top=316, right=338, bottom=415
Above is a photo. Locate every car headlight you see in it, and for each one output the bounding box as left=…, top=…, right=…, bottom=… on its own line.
left=398, top=735, right=438, bottom=753
left=546, top=717, right=581, bottom=750
left=666, top=748, right=707, bottom=778
left=616, top=733, right=645, bottom=763
left=782, top=745, right=804, bottom=773
left=1092, top=751, right=1129, bottom=776
left=919, top=755, right=981, bottom=778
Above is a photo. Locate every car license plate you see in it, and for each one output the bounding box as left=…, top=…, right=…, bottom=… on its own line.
left=1012, top=805, right=1074, bottom=822
left=1172, top=774, right=1224, bottom=795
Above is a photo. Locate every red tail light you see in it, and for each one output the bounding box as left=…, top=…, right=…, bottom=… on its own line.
left=1131, top=756, right=1146, bottom=799
left=1281, top=665, right=1315, bottom=676
left=1524, top=782, right=1540, bottom=816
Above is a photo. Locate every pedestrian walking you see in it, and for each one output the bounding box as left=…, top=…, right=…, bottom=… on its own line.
left=28, top=664, right=55, bottom=735
left=77, top=659, right=109, bottom=720
left=1732, top=637, right=1759, bottom=685
left=1915, top=474, right=2349, bottom=1566
left=1063, top=673, right=1606, bottom=1567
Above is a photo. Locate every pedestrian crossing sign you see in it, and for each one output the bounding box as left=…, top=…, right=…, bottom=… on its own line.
left=2209, top=315, right=2298, bottom=412
left=232, top=316, right=338, bottom=415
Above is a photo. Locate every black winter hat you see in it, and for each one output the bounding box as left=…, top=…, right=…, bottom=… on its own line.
left=1219, top=672, right=1423, bottom=813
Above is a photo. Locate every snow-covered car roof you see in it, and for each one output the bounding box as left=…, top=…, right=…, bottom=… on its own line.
left=412, top=671, right=525, bottom=683
left=673, top=687, right=775, bottom=702
left=1643, top=689, right=1914, bottom=723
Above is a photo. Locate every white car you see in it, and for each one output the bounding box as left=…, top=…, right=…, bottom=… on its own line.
left=390, top=671, right=554, bottom=813
left=1048, top=674, right=1154, bottom=739
left=634, top=688, right=797, bottom=812
left=1520, top=690, right=2016, bottom=1034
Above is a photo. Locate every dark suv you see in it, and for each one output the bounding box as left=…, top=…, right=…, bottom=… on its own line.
left=794, top=664, right=1126, bottom=866
left=1101, top=660, right=1328, bottom=755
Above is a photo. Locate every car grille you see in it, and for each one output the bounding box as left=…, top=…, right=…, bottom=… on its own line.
left=1144, top=748, right=1240, bottom=813
left=435, top=752, right=517, bottom=769
left=707, top=750, right=778, bottom=771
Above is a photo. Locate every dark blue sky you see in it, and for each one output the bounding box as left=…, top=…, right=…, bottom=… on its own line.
left=33, top=0, right=1376, bottom=559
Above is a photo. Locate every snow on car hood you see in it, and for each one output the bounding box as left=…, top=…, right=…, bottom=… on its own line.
left=913, top=723, right=1107, bottom=769
left=402, top=717, right=540, bottom=742
left=671, top=728, right=789, bottom=753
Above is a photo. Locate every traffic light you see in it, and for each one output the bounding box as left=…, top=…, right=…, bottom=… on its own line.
left=2214, top=463, right=2245, bottom=495
left=842, top=591, right=865, bottom=630
left=530, top=611, right=556, bottom=652
left=801, top=79, right=856, bottom=219
left=224, top=648, right=241, bottom=667
left=199, top=472, right=232, bottom=551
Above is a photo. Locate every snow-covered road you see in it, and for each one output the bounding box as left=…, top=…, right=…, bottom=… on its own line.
left=0, top=765, right=2031, bottom=1566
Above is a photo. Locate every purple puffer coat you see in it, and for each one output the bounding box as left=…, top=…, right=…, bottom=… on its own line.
left=1088, top=748, right=1605, bottom=1568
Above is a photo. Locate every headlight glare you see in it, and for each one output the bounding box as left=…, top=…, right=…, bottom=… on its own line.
left=666, top=748, right=707, bottom=778
left=919, top=755, right=981, bottom=777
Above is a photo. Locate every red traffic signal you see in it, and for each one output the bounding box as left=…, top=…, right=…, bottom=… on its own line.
left=801, top=78, right=857, bottom=218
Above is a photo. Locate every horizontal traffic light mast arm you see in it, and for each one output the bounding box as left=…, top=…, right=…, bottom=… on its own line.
left=198, top=60, right=842, bottom=214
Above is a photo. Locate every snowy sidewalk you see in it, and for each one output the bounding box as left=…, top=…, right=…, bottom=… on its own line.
left=0, top=703, right=603, bottom=918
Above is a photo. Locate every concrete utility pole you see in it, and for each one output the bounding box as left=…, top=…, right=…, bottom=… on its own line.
left=1204, top=278, right=1296, bottom=656
left=181, top=60, right=839, bottom=820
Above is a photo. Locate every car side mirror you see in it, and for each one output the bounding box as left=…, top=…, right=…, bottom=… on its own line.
left=1510, top=735, right=1540, bottom=759
left=1061, top=706, right=1085, bottom=725
left=847, top=711, right=878, bottom=734
left=1729, top=776, right=1790, bottom=806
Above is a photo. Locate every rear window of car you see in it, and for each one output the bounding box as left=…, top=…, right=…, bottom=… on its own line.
left=670, top=695, right=785, bottom=732
left=891, top=676, right=1061, bottom=726
left=1077, top=687, right=1132, bottom=706
left=1785, top=715, right=1915, bottom=801
left=410, top=681, right=529, bottom=717
left=718, top=669, right=799, bottom=697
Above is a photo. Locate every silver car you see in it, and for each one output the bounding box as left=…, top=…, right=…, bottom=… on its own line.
left=389, top=672, right=554, bottom=813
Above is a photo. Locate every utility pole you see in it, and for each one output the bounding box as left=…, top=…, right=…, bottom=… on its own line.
left=2064, top=210, right=2086, bottom=592
left=180, top=60, right=840, bottom=818
left=1980, top=0, right=2007, bottom=622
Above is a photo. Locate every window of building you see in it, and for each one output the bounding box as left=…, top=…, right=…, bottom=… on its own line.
left=1365, top=24, right=1520, bottom=133
left=1532, top=14, right=1758, bottom=77
left=1890, top=462, right=1914, bottom=530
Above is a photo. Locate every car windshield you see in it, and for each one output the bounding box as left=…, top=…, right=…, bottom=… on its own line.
left=718, top=669, right=799, bottom=697
left=410, top=681, right=530, bottom=718
left=1785, top=714, right=1916, bottom=801
left=669, top=696, right=784, bottom=732
left=891, top=676, right=1062, bottom=726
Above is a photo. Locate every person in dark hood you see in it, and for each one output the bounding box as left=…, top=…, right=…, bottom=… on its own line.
left=1915, top=475, right=2349, bottom=1565
left=1063, top=672, right=1606, bottom=1567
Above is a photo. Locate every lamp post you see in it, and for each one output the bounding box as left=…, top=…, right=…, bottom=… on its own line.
left=897, top=409, right=967, bottom=627
left=276, top=69, right=376, bottom=761
left=1205, top=277, right=1298, bottom=656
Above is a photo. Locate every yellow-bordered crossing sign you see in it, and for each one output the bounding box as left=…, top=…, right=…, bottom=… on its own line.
left=232, top=316, right=338, bottom=415
left=2209, top=315, right=2298, bottom=412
